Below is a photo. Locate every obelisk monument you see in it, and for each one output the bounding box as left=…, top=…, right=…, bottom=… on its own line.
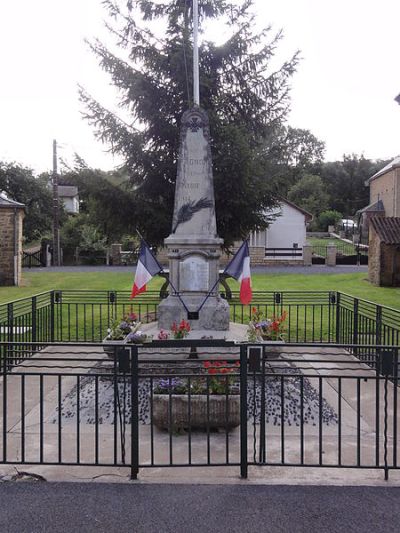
left=158, top=0, right=230, bottom=331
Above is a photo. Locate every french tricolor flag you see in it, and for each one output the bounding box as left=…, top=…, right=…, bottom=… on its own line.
left=224, top=240, right=252, bottom=305
left=130, top=240, right=163, bottom=299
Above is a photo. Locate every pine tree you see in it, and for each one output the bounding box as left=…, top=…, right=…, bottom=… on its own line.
left=80, top=0, right=299, bottom=247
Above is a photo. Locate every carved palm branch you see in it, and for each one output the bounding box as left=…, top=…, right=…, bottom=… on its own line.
left=172, top=197, right=213, bottom=233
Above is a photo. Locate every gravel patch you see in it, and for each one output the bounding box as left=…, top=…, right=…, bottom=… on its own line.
left=50, top=364, right=337, bottom=427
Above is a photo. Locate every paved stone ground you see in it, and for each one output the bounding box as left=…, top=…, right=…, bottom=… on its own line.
left=0, top=483, right=399, bottom=532
left=0, top=344, right=396, bottom=484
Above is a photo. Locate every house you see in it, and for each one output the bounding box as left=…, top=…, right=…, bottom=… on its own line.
left=368, top=217, right=400, bottom=286
left=58, top=185, right=79, bottom=214
left=220, top=198, right=312, bottom=265
left=357, top=156, right=400, bottom=242
left=364, top=156, right=400, bottom=217
left=0, top=193, right=25, bottom=286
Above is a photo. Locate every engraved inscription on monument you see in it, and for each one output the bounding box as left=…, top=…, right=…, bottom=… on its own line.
left=179, top=256, right=209, bottom=292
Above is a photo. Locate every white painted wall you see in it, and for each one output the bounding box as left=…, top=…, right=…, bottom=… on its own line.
left=61, top=196, right=79, bottom=214
left=250, top=201, right=307, bottom=260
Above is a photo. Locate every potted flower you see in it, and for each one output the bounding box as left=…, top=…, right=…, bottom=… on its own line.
left=152, top=360, right=240, bottom=431
left=247, top=308, right=287, bottom=356
left=103, top=312, right=142, bottom=356
left=171, top=319, right=191, bottom=339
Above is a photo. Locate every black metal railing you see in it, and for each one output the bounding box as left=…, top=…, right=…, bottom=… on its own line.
left=0, top=290, right=399, bottom=359
left=0, top=340, right=398, bottom=480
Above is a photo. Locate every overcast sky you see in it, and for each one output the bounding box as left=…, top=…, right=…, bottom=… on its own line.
left=0, top=0, right=399, bottom=173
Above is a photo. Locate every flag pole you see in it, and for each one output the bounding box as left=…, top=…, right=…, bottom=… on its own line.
left=197, top=236, right=252, bottom=312
left=193, top=0, right=200, bottom=106
left=134, top=229, right=190, bottom=314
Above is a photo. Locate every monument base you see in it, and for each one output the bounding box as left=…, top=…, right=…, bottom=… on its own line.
left=158, top=294, right=230, bottom=331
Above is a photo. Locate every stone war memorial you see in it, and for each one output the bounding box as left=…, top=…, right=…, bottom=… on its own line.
left=0, top=0, right=400, bottom=486
left=157, top=107, right=231, bottom=332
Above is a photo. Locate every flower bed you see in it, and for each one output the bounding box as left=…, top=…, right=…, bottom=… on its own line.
left=152, top=361, right=240, bottom=431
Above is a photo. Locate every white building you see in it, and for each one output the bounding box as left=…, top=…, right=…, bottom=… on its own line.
left=249, top=198, right=312, bottom=263
left=58, top=186, right=79, bottom=214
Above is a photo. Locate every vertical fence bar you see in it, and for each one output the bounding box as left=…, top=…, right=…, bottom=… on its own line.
left=240, top=345, right=248, bottom=479
left=130, top=345, right=139, bottom=480
left=335, top=292, right=341, bottom=344
left=259, top=349, right=266, bottom=463
left=353, top=298, right=359, bottom=356
left=31, top=296, right=37, bottom=346
left=21, top=374, right=25, bottom=463
left=2, top=345, right=7, bottom=463
left=384, top=374, right=389, bottom=480
left=393, top=349, right=398, bottom=469
left=50, top=291, right=55, bottom=342
left=376, top=306, right=382, bottom=349
left=76, top=375, right=80, bottom=464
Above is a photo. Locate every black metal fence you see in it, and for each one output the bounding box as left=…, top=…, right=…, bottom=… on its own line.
left=0, top=290, right=399, bottom=360
left=311, top=243, right=368, bottom=266
left=0, top=340, right=398, bottom=480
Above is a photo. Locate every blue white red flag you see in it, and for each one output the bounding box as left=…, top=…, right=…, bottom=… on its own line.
left=130, top=240, right=163, bottom=298
left=224, top=240, right=252, bottom=305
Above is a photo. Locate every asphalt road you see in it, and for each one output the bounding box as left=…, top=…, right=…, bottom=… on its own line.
left=0, top=483, right=398, bottom=533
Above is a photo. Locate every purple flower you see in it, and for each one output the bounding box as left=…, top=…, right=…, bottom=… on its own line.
left=126, top=332, right=142, bottom=342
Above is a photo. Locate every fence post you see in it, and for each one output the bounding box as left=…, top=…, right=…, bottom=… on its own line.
left=379, top=349, right=395, bottom=480
left=240, top=344, right=248, bottom=479
left=335, top=292, right=341, bottom=344
left=50, top=291, right=55, bottom=343
left=376, top=305, right=382, bottom=347
left=130, top=345, right=139, bottom=480
left=7, top=303, right=14, bottom=370
left=31, top=296, right=37, bottom=345
left=353, top=298, right=359, bottom=355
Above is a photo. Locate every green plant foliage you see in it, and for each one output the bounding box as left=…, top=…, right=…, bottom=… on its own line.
left=318, top=210, right=343, bottom=231
left=287, top=174, right=329, bottom=220
left=80, top=0, right=301, bottom=248
left=320, top=155, right=392, bottom=218
left=0, top=163, right=57, bottom=242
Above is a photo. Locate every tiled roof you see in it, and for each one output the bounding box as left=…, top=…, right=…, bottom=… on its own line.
left=366, top=156, right=400, bottom=184
left=0, top=192, right=25, bottom=208
left=357, top=199, right=385, bottom=214
left=370, top=217, right=400, bottom=244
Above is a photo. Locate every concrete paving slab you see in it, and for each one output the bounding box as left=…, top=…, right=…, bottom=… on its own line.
left=0, top=343, right=399, bottom=486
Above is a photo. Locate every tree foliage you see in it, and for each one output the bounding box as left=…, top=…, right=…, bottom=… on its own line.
left=0, top=162, right=54, bottom=242
left=287, top=174, right=329, bottom=219
left=317, top=210, right=342, bottom=231
left=80, top=0, right=300, bottom=247
left=60, top=159, right=137, bottom=243
left=320, top=154, right=391, bottom=217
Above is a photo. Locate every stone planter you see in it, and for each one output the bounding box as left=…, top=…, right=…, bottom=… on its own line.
left=152, top=394, right=240, bottom=431
left=102, top=337, right=127, bottom=358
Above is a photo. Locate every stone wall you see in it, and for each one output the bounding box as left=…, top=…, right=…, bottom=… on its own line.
left=370, top=168, right=400, bottom=217
left=380, top=243, right=400, bottom=286
left=368, top=226, right=380, bottom=285
left=0, top=208, right=24, bottom=286
left=368, top=226, right=400, bottom=286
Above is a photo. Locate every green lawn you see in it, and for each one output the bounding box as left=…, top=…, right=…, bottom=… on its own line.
left=307, top=237, right=355, bottom=256
left=0, top=271, right=399, bottom=310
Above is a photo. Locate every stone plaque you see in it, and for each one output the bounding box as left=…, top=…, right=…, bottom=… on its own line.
left=179, top=256, right=209, bottom=292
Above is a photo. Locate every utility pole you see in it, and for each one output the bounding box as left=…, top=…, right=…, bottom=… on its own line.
left=52, top=139, right=61, bottom=266
left=193, top=0, right=200, bottom=106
